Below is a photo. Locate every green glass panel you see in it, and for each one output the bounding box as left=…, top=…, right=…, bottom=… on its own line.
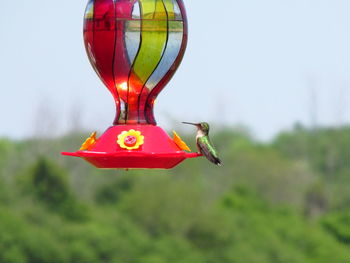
left=163, top=0, right=175, bottom=20
left=129, top=0, right=168, bottom=91
left=141, top=0, right=167, bottom=20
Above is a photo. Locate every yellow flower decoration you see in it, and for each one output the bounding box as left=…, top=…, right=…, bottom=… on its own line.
left=80, top=132, right=98, bottom=151
left=173, top=131, right=191, bottom=152
left=117, top=129, right=144, bottom=150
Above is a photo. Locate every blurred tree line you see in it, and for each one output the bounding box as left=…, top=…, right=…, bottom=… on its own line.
left=0, top=124, right=350, bottom=263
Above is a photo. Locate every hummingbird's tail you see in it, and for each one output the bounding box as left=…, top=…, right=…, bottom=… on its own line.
left=214, top=157, right=222, bottom=166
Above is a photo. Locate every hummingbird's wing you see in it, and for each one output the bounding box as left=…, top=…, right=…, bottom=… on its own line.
left=197, top=137, right=222, bottom=166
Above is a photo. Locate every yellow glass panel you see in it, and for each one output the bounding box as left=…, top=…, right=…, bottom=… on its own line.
left=163, top=0, right=175, bottom=20
left=129, top=0, right=168, bottom=91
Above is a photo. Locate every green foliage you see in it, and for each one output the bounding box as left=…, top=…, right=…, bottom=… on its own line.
left=18, top=158, right=88, bottom=221
left=95, top=176, right=134, bottom=205
left=0, top=125, right=350, bottom=262
left=216, top=187, right=350, bottom=263
left=274, top=125, right=350, bottom=178
left=31, top=157, right=70, bottom=207
left=274, top=125, right=350, bottom=210
left=322, top=211, right=350, bottom=244
left=304, top=181, right=328, bottom=218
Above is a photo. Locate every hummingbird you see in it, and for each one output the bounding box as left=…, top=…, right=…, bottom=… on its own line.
left=182, top=122, right=222, bottom=166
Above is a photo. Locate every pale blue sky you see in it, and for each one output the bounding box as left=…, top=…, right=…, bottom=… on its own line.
left=1, top=0, right=350, bottom=140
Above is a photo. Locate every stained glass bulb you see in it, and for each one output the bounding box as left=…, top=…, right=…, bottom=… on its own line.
left=83, top=0, right=188, bottom=125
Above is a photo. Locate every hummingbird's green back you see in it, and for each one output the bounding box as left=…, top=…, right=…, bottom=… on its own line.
left=197, top=136, right=221, bottom=165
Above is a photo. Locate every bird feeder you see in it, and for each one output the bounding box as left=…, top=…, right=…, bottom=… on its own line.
left=62, top=0, right=201, bottom=169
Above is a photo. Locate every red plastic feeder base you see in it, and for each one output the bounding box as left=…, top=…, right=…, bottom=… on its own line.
left=62, top=125, right=201, bottom=169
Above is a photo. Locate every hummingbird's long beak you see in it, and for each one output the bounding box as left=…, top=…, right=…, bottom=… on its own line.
left=182, top=122, right=199, bottom=126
